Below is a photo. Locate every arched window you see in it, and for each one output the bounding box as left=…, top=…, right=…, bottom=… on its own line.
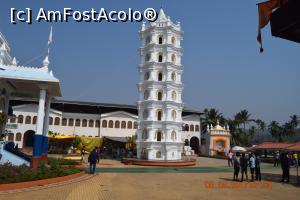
left=49, top=117, right=53, bottom=125
left=158, top=72, right=163, bottom=81
left=158, top=53, right=163, bottom=62
left=156, top=131, right=162, bottom=141
left=102, top=120, right=107, bottom=128
left=182, top=125, right=185, bottom=131
left=134, top=121, right=138, bottom=129
left=17, top=115, right=23, bottom=124
left=171, top=54, right=176, bottom=63
left=171, top=131, right=177, bottom=140
left=171, top=110, right=177, bottom=120
left=145, top=36, right=151, bottom=45
left=142, top=129, right=148, bottom=140
left=171, top=72, right=176, bottom=81
left=62, top=118, right=67, bottom=126
left=68, top=118, right=74, bottom=126
left=16, top=132, right=22, bottom=141
left=184, top=124, right=189, bottom=131
left=157, top=110, right=162, bottom=121
left=143, top=109, right=149, bottom=120
left=10, top=115, right=16, bottom=123
left=127, top=121, right=133, bottom=129
left=190, top=124, right=194, bottom=132
left=89, top=120, right=94, bottom=127
left=115, top=120, right=120, bottom=128
left=156, top=151, right=161, bottom=158
left=172, top=91, right=177, bottom=101
left=8, top=133, right=14, bottom=141
left=121, top=121, right=126, bottom=129
left=144, top=72, right=150, bottom=80
left=108, top=120, right=114, bottom=128
left=195, top=125, right=200, bottom=132
left=32, top=116, right=37, bottom=124
left=144, top=90, right=149, bottom=100
left=75, top=119, right=81, bottom=127
left=145, top=54, right=150, bottom=62
left=171, top=36, right=176, bottom=45
left=25, top=116, right=31, bottom=124
left=82, top=119, right=87, bottom=127
left=157, top=90, right=163, bottom=100
left=158, top=35, right=163, bottom=44
left=95, top=120, right=100, bottom=128
left=54, top=117, right=60, bottom=126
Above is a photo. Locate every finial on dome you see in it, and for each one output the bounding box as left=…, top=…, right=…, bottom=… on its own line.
left=207, top=124, right=211, bottom=132
left=43, top=56, right=50, bottom=67
left=217, top=119, right=220, bottom=126
left=12, top=57, right=17, bottom=65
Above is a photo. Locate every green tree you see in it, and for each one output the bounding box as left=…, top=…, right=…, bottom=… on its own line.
left=201, top=108, right=223, bottom=133
left=268, top=121, right=283, bottom=142
left=235, top=109, right=251, bottom=130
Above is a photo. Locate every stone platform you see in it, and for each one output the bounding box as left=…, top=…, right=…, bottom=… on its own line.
left=121, top=158, right=196, bottom=167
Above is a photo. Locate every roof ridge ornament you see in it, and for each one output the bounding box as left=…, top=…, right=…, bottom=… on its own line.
left=0, top=43, right=7, bottom=51
left=12, top=57, right=17, bottom=65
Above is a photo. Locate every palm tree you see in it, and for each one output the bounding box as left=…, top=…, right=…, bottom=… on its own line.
left=201, top=108, right=223, bottom=133
left=289, top=114, right=299, bottom=128
left=235, top=109, right=251, bottom=130
left=268, top=121, right=283, bottom=142
left=255, top=119, right=266, bottom=131
left=227, top=118, right=239, bottom=145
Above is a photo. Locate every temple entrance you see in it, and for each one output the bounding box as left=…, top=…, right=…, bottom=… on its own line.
left=23, top=130, right=35, bottom=148
left=190, top=137, right=200, bottom=154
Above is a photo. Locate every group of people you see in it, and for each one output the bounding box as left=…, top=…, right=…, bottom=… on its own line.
left=274, top=151, right=299, bottom=168
left=228, top=150, right=298, bottom=183
left=228, top=151, right=261, bottom=182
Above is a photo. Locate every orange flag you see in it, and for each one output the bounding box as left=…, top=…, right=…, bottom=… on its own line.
left=257, top=0, right=289, bottom=52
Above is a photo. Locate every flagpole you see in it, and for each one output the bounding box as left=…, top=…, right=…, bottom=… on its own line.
left=47, top=26, right=53, bottom=58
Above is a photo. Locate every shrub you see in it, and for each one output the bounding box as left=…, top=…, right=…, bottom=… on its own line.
left=0, top=159, right=81, bottom=184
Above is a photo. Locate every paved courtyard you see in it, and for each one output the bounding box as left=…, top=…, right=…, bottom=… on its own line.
left=1, top=157, right=299, bottom=200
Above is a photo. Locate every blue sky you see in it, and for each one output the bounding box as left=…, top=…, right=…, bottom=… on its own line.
left=0, top=1, right=299, bottom=123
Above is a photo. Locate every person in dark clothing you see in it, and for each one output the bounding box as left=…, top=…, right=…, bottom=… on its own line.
left=233, top=152, right=241, bottom=181
left=280, top=152, right=290, bottom=183
left=255, top=153, right=262, bottom=181
left=88, top=147, right=99, bottom=174
left=240, top=153, right=248, bottom=182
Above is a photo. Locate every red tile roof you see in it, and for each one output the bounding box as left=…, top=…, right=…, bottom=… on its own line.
left=285, top=142, right=300, bottom=151
left=254, top=142, right=295, bottom=150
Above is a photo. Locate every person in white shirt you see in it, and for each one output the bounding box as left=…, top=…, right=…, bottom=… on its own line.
left=249, top=153, right=256, bottom=182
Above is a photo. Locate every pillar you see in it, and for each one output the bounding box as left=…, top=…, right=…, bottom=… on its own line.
left=32, top=89, right=46, bottom=168
left=42, top=97, right=51, bottom=156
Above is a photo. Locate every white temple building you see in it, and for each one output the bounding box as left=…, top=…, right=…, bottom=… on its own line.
left=136, top=9, right=184, bottom=160
left=0, top=31, right=61, bottom=167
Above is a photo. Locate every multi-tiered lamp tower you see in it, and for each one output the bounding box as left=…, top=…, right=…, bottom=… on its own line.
left=137, top=9, right=184, bottom=160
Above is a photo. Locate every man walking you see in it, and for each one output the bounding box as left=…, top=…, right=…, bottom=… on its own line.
left=240, top=153, right=248, bottom=182
left=88, top=147, right=99, bottom=174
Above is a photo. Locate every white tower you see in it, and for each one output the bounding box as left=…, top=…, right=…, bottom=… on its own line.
left=137, top=9, right=184, bottom=160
